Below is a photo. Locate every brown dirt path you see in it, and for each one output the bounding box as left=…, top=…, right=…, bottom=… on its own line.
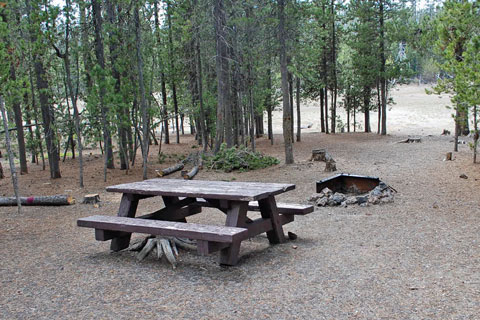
left=1, top=130, right=479, bottom=319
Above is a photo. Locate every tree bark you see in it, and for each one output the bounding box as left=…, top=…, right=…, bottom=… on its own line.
left=0, top=195, right=75, bottom=206
left=9, top=65, right=28, bottom=174
left=166, top=1, right=180, bottom=144
left=213, top=0, right=232, bottom=151
left=134, top=4, right=149, bottom=180
left=379, top=0, right=387, bottom=135
left=0, top=96, right=21, bottom=212
left=296, top=76, right=301, bottom=142
left=278, top=0, right=293, bottom=164
left=363, top=86, right=371, bottom=133
left=92, top=0, right=114, bottom=178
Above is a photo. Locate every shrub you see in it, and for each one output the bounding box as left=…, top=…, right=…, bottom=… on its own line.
left=204, top=144, right=279, bottom=172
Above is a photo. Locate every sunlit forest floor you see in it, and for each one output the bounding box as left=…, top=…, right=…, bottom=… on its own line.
left=1, top=84, right=479, bottom=319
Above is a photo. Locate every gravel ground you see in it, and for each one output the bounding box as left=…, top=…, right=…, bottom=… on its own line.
left=1, top=132, right=479, bottom=319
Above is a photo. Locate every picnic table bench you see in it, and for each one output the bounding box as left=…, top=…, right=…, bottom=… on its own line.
left=78, top=179, right=313, bottom=266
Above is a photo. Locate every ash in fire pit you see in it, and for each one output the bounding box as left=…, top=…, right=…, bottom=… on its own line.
left=309, top=174, right=396, bottom=207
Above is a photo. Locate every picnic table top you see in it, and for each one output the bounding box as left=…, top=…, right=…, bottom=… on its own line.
left=106, top=178, right=295, bottom=201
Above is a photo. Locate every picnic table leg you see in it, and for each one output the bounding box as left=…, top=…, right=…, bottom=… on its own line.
left=110, top=193, right=140, bottom=251
left=162, top=196, right=187, bottom=222
left=220, top=201, right=248, bottom=266
left=258, top=195, right=286, bottom=244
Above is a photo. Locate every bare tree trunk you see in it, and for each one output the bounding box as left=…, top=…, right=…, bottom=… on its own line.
left=377, top=80, right=381, bottom=134
left=92, top=0, right=114, bottom=180
left=329, top=0, right=337, bottom=134
left=213, top=0, right=232, bottom=151
left=278, top=0, right=293, bottom=164
left=288, top=72, right=294, bottom=143
left=320, top=89, right=325, bottom=132
left=193, top=10, right=207, bottom=151
left=0, top=96, right=21, bottom=213
left=473, top=105, right=478, bottom=163
left=296, top=76, right=301, bottom=142
left=379, top=0, right=387, bottom=136
left=266, top=67, right=274, bottom=145
left=364, top=86, right=371, bottom=133
left=27, top=60, right=45, bottom=170
left=166, top=1, right=180, bottom=144
left=324, top=87, right=329, bottom=134
left=134, top=4, right=149, bottom=180
left=10, top=65, right=28, bottom=174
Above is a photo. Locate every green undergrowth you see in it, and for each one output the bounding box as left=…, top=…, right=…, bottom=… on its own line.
left=204, top=143, right=279, bottom=172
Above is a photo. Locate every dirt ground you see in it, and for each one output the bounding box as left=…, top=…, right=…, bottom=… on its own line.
left=1, top=85, right=479, bottom=319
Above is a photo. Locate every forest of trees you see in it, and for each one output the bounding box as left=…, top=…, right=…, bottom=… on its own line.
left=0, top=0, right=478, bottom=187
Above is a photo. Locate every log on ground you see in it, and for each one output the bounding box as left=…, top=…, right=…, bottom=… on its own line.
left=155, top=163, right=184, bottom=177
left=181, top=166, right=200, bottom=180
left=0, top=195, right=75, bottom=206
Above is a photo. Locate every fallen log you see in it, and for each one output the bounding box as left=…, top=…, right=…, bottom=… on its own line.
left=396, top=138, right=421, bottom=143
left=155, top=163, right=184, bottom=177
left=0, top=195, right=75, bottom=206
left=182, top=166, right=199, bottom=180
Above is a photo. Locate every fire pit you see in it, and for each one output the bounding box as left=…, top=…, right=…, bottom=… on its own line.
left=316, top=173, right=380, bottom=194
left=311, top=174, right=395, bottom=207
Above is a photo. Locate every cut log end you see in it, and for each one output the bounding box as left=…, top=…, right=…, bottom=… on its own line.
left=156, top=163, right=185, bottom=177
left=82, top=194, right=100, bottom=204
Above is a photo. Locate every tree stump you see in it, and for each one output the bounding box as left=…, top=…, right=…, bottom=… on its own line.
left=82, top=194, right=100, bottom=204
left=311, top=149, right=328, bottom=162
left=325, top=160, right=337, bottom=172
left=445, top=152, right=453, bottom=161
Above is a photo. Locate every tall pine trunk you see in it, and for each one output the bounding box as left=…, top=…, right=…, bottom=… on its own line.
left=278, top=0, right=293, bottom=164
left=296, top=76, right=301, bottom=142
left=380, top=0, right=387, bottom=135
left=166, top=1, right=180, bottom=144
left=92, top=0, right=114, bottom=179
left=213, top=0, right=232, bottom=151
left=134, top=5, right=149, bottom=180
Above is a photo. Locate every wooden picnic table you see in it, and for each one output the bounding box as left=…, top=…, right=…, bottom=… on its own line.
left=78, top=178, right=313, bottom=266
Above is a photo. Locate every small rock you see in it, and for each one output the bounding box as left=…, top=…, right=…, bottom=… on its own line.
left=432, top=202, right=439, bottom=209
left=356, top=196, right=368, bottom=204
left=459, top=174, right=468, bottom=179
left=292, top=245, right=298, bottom=249
left=346, top=196, right=358, bottom=205
left=340, top=201, right=347, bottom=207
left=316, top=197, right=329, bottom=207
left=331, top=192, right=346, bottom=204
left=308, top=194, right=322, bottom=202
left=327, top=198, right=338, bottom=206
left=321, top=187, right=333, bottom=197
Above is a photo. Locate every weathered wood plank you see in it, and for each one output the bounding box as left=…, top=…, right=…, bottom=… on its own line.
left=78, top=215, right=249, bottom=243
left=196, top=240, right=229, bottom=255
left=137, top=205, right=201, bottom=221
left=190, top=198, right=313, bottom=215
left=245, top=214, right=294, bottom=238
left=106, top=179, right=295, bottom=201
left=258, top=196, right=286, bottom=244
left=110, top=194, right=139, bottom=251
left=220, top=201, right=249, bottom=265
left=248, top=202, right=313, bottom=215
